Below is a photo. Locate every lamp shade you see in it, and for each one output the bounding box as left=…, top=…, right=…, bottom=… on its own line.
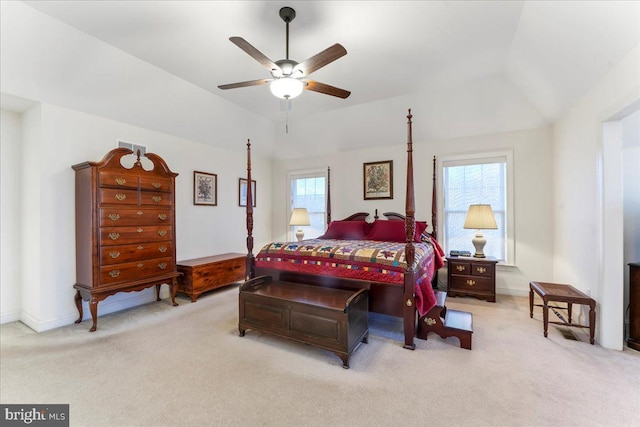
left=270, top=77, right=304, bottom=99
left=463, top=204, right=497, bottom=230
left=289, top=208, right=310, bottom=226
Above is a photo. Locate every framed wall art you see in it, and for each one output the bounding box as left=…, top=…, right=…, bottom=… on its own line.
left=194, top=171, right=217, bottom=206
left=239, top=178, right=257, bottom=207
left=363, top=160, right=393, bottom=200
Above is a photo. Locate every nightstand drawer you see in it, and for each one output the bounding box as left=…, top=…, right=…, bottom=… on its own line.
left=449, top=260, right=471, bottom=275
left=450, top=276, right=493, bottom=293
left=470, top=263, right=494, bottom=277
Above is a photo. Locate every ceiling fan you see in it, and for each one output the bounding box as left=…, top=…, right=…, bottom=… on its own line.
left=218, top=6, right=351, bottom=100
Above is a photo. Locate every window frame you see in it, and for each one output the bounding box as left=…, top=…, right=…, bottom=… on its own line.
left=439, top=150, right=515, bottom=266
left=286, top=168, right=328, bottom=242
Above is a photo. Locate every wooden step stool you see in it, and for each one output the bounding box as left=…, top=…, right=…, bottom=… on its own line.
left=416, top=291, right=474, bottom=350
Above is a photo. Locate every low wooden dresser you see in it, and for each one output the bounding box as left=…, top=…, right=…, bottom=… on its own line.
left=447, top=256, right=498, bottom=302
left=72, top=148, right=180, bottom=332
left=239, top=275, right=369, bottom=368
left=176, top=253, right=245, bottom=302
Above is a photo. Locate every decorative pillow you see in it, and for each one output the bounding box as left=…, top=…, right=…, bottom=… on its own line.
left=319, top=220, right=370, bottom=240
left=365, top=220, right=429, bottom=243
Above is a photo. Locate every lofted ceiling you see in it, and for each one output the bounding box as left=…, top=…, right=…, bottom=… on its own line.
left=4, top=1, right=640, bottom=158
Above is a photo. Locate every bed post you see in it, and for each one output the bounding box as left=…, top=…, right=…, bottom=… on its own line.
left=326, top=166, right=331, bottom=226
left=246, top=139, right=255, bottom=280
left=403, top=109, right=417, bottom=350
left=431, top=155, right=437, bottom=241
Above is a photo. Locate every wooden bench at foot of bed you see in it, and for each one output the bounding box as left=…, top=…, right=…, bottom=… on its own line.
left=416, top=290, right=473, bottom=350
left=238, top=275, right=369, bottom=368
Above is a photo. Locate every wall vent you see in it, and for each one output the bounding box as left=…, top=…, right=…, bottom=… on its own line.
left=117, top=140, right=146, bottom=156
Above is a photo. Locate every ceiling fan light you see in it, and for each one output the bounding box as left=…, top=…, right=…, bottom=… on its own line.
left=270, top=77, right=304, bottom=99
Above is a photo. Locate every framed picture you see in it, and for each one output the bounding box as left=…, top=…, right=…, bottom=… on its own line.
left=239, top=178, right=257, bottom=207
left=193, top=171, right=217, bottom=206
left=363, top=160, right=393, bottom=200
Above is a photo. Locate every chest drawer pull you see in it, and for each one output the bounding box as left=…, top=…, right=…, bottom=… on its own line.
left=158, top=230, right=168, bottom=237
left=158, top=246, right=167, bottom=253
left=115, top=178, right=126, bottom=185
left=152, top=182, right=162, bottom=189
left=109, top=270, right=120, bottom=278
left=152, top=196, right=162, bottom=203
left=137, top=245, right=144, bottom=250
left=137, top=228, right=143, bottom=233
left=466, top=279, right=476, bottom=286
left=456, top=265, right=465, bottom=272
left=137, top=263, right=144, bottom=268
left=158, top=214, right=167, bottom=220
left=108, top=214, right=120, bottom=221
left=109, top=251, right=120, bottom=259
left=476, top=267, right=486, bottom=274
left=137, top=211, right=144, bottom=216
left=115, top=193, right=126, bottom=201
left=108, top=232, right=120, bottom=240
left=158, top=263, right=168, bottom=270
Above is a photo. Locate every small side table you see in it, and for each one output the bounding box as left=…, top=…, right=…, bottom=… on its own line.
left=529, top=281, right=596, bottom=345
left=447, top=256, right=497, bottom=302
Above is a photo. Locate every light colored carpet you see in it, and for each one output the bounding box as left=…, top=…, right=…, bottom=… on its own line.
left=1, top=285, right=639, bottom=426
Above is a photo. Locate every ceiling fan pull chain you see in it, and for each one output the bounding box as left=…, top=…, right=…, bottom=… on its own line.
left=286, top=110, right=289, bottom=134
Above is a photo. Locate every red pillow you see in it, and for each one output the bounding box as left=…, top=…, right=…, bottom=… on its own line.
left=366, top=220, right=429, bottom=243
left=320, top=221, right=370, bottom=240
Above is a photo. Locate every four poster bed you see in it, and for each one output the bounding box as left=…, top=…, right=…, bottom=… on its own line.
left=243, top=110, right=444, bottom=349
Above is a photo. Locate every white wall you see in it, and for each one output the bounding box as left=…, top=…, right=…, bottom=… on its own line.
left=0, top=103, right=272, bottom=331
left=553, top=43, right=640, bottom=349
left=272, top=126, right=554, bottom=297
left=0, top=110, right=23, bottom=322
left=622, top=110, right=640, bottom=334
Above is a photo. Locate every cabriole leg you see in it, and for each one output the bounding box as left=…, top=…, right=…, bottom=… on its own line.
left=74, top=291, right=83, bottom=324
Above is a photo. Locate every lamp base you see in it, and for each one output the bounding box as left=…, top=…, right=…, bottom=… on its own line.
left=471, top=231, right=487, bottom=258
left=295, top=229, right=304, bottom=242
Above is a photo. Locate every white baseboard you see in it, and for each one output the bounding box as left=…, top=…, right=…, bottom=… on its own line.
left=0, top=310, right=20, bottom=324
left=13, top=287, right=167, bottom=333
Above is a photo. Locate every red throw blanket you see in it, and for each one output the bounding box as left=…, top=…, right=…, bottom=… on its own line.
left=256, top=238, right=445, bottom=316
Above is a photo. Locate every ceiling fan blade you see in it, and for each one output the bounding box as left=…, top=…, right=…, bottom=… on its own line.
left=293, top=44, right=347, bottom=76
left=218, top=79, right=271, bottom=90
left=229, top=37, right=279, bottom=73
left=303, top=80, right=351, bottom=99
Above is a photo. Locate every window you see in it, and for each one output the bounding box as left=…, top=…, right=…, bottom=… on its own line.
left=288, top=170, right=327, bottom=241
left=442, top=151, right=514, bottom=264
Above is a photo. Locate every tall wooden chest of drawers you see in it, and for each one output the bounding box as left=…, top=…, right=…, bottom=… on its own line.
left=447, top=256, right=498, bottom=302
left=72, top=148, right=180, bottom=331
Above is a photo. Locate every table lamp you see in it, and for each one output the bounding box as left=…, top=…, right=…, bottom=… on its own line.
left=289, top=208, right=310, bottom=242
left=463, top=204, right=497, bottom=258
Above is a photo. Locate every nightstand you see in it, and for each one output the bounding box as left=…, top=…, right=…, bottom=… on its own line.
left=447, top=256, right=497, bottom=302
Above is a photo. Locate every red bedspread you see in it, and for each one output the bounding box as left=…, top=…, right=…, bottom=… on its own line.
left=256, top=238, right=445, bottom=316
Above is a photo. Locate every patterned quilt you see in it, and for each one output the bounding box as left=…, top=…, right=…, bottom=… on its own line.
left=255, top=238, right=444, bottom=316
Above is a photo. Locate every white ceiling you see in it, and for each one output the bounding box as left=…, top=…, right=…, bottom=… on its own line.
left=20, top=0, right=640, bottom=126
left=1, top=1, right=638, bottom=159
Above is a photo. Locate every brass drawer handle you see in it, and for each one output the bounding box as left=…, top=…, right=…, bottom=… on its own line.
left=108, top=214, right=120, bottom=221
left=152, top=182, right=162, bottom=189
left=158, top=214, right=167, bottom=221
left=137, top=245, right=144, bottom=250
left=466, top=279, right=476, bottom=286
left=406, top=298, right=412, bottom=307
left=137, top=263, right=144, bottom=268
left=108, top=233, right=120, bottom=240
left=456, top=265, right=465, bottom=272
left=115, top=193, right=126, bottom=201
left=476, top=267, right=486, bottom=274
left=137, top=228, right=143, bottom=233
left=109, top=270, right=120, bottom=278
left=137, top=211, right=144, bottom=216
left=115, top=178, right=126, bottom=185
left=158, top=230, right=167, bottom=237
left=109, top=251, right=120, bottom=259
left=158, top=246, right=167, bottom=253
left=152, top=196, right=162, bottom=203
left=158, top=263, right=167, bottom=270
